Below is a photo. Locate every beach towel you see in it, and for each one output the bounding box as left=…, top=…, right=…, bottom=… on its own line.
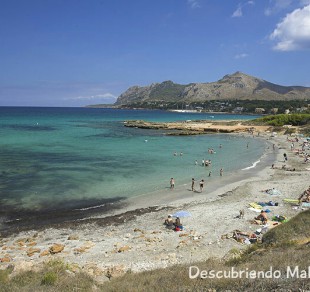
left=267, top=189, right=282, bottom=196
left=301, top=202, right=310, bottom=208
left=249, top=202, right=263, bottom=210
left=248, top=207, right=262, bottom=213
left=283, top=199, right=299, bottom=204
left=272, top=215, right=287, bottom=222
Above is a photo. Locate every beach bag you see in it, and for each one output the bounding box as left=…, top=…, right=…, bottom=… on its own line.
left=175, top=226, right=180, bottom=231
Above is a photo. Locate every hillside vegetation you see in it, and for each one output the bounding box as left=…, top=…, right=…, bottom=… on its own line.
left=244, top=113, right=310, bottom=135
left=248, top=114, right=310, bottom=127
left=114, top=72, right=310, bottom=106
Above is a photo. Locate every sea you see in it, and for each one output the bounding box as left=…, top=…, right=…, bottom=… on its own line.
left=0, top=107, right=266, bottom=232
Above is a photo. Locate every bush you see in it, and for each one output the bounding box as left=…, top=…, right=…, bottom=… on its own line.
left=41, top=271, right=58, bottom=286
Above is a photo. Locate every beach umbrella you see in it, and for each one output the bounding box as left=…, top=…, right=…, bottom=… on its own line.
left=172, top=210, right=192, bottom=218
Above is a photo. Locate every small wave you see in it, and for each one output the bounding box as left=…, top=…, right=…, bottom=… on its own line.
left=76, top=203, right=106, bottom=211
left=242, top=160, right=260, bottom=170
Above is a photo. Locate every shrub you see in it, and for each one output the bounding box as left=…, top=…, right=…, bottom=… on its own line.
left=41, top=271, right=57, bottom=286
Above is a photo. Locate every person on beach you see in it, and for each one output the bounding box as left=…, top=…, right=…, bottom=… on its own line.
left=247, top=142, right=249, bottom=148
left=283, top=153, right=288, bottom=162
left=220, top=168, right=223, bottom=176
left=255, top=210, right=268, bottom=224
left=208, top=171, right=212, bottom=177
left=174, top=217, right=183, bottom=231
left=191, top=178, right=195, bottom=191
left=199, top=179, right=204, bottom=192
left=170, top=178, right=175, bottom=190
left=164, top=215, right=174, bottom=228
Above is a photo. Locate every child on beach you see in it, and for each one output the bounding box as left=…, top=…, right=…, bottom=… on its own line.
left=170, top=178, right=175, bottom=190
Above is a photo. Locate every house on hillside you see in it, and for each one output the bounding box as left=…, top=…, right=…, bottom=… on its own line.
left=232, top=107, right=243, bottom=113
left=296, top=107, right=308, bottom=112
left=270, top=108, right=278, bottom=114
left=255, top=108, right=265, bottom=114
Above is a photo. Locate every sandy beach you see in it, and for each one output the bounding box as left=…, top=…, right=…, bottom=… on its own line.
left=0, top=132, right=309, bottom=283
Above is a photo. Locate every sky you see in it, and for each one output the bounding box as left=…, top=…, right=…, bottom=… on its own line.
left=0, top=0, right=310, bottom=107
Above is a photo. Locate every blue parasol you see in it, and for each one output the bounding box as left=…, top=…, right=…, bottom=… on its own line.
left=172, top=210, right=192, bottom=218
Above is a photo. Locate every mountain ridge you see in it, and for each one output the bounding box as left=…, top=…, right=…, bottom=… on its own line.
left=115, top=72, right=310, bottom=105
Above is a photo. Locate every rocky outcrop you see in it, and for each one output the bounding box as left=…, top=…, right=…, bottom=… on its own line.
left=123, top=120, right=269, bottom=135
left=114, top=72, right=310, bottom=105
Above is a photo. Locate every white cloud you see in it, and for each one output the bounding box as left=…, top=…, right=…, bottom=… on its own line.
left=232, top=6, right=243, bottom=17
left=232, top=1, right=254, bottom=18
left=187, top=0, right=200, bottom=9
left=235, top=53, right=249, bottom=59
left=270, top=4, right=310, bottom=51
left=70, top=93, right=117, bottom=101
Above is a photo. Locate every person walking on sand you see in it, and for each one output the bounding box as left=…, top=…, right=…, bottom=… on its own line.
left=208, top=171, right=212, bottom=177
left=170, top=178, right=175, bottom=190
left=199, top=179, right=205, bottom=192
left=191, top=178, right=195, bottom=191
left=220, top=168, right=223, bottom=176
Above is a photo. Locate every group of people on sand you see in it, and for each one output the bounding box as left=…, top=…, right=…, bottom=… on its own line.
left=164, top=215, right=183, bottom=231
left=170, top=167, right=224, bottom=191
left=191, top=178, right=205, bottom=192
left=288, top=135, right=310, bottom=163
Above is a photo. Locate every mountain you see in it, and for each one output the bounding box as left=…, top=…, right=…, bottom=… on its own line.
left=114, top=72, right=310, bottom=105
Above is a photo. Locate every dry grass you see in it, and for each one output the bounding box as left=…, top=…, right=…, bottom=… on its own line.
left=0, top=259, right=96, bottom=292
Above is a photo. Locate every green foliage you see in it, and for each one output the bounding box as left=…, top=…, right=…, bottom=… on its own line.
left=117, top=99, right=310, bottom=114
left=250, top=114, right=310, bottom=126
left=41, top=271, right=57, bottom=286
left=148, top=81, right=187, bottom=100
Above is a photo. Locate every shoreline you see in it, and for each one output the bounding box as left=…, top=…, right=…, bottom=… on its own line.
left=0, top=133, right=269, bottom=236
left=1, top=132, right=309, bottom=283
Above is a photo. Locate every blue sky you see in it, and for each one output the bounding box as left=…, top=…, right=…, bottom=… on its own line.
left=0, top=0, right=310, bottom=106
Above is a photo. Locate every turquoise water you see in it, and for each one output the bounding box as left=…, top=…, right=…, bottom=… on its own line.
left=0, top=107, right=264, bottom=212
